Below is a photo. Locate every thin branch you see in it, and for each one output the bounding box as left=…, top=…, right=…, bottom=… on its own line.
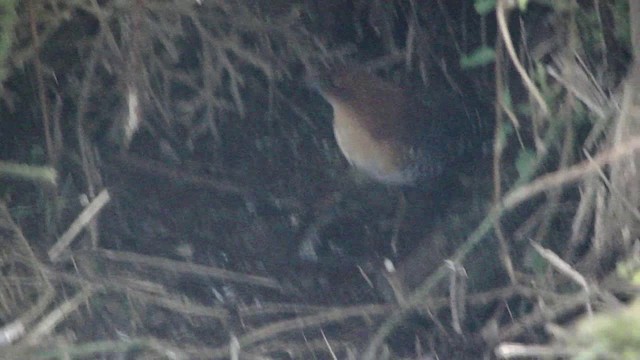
left=496, top=0, right=549, bottom=115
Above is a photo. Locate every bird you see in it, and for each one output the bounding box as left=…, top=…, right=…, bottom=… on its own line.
left=310, top=64, right=471, bottom=187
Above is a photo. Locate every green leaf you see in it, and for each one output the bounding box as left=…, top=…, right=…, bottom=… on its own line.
left=525, top=249, right=548, bottom=274
left=499, top=88, right=514, bottom=116
left=496, top=122, right=513, bottom=148
left=474, top=0, right=495, bottom=16
left=517, top=0, right=529, bottom=11
left=460, top=46, right=496, bottom=69
left=515, top=148, right=536, bottom=179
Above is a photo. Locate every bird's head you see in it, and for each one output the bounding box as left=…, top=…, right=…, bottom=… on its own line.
left=306, top=64, right=380, bottom=104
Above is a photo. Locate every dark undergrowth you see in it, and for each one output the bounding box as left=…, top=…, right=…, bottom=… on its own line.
left=1, top=1, right=640, bottom=359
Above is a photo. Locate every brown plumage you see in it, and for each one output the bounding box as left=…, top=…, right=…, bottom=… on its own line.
left=312, top=65, right=453, bottom=186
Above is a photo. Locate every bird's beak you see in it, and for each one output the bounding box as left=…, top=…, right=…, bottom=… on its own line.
left=305, top=67, right=331, bottom=94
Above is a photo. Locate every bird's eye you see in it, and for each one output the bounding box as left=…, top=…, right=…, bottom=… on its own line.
left=329, top=76, right=344, bottom=90
left=331, top=75, right=353, bottom=92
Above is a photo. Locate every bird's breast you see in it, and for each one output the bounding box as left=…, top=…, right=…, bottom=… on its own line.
left=332, top=106, right=417, bottom=185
